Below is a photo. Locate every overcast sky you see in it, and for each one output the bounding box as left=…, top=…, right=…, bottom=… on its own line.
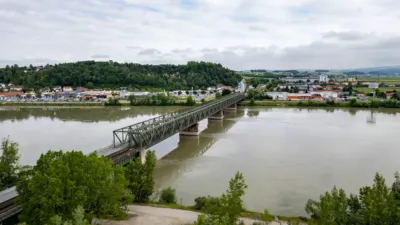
left=1, top=0, right=400, bottom=70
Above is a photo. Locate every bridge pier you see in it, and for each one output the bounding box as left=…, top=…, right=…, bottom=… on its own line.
left=140, top=149, right=147, bottom=164
left=208, top=110, right=224, bottom=120
left=224, top=103, right=237, bottom=112
left=180, top=123, right=200, bottom=136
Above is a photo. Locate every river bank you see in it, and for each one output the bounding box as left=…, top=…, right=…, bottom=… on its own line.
left=238, top=99, right=400, bottom=108
left=102, top=205, right=301, bottom=225
left=0, top=101, right=104, bottom=106
left=134, top=203, right=309, bottom=224
left=0, top=100, right=199, bottom=107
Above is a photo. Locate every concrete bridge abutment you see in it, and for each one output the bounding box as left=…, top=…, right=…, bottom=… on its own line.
left=208, top=110, right=224, bottom=120
left=180, top=123, right=200, bottom=136
left=140, top=148, right=147, bottom=164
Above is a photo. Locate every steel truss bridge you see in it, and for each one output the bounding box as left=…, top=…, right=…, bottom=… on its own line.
left=0, top=93, right=244, bottom=222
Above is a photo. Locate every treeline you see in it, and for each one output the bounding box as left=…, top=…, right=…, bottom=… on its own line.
left=306, top=172, right=400, bottom=225
left=0, top=61, right=242, bottom=90
left=344, top=71, right=365, bottom=75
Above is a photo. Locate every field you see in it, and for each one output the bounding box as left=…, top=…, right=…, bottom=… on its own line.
left=358, top=77, right=400, bottom=84
left=353, top=87, right=400, bottom=93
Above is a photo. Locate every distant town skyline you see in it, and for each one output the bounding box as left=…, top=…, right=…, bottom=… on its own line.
left=1, top=0, right=400, bottom=70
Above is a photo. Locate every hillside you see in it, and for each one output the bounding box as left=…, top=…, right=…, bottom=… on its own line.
left=346, top=66, right=400, bottom=74
left=0, top=61, right=242, bottom=90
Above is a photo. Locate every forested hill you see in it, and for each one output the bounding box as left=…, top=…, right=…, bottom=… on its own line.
left=0, top=61, right=242, bottom=90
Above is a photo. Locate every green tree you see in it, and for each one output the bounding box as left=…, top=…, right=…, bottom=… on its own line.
left=0, top=138, right=20, bottom=190
left=16, top=151, right=132, bottom=225
left=196, top=171, right=248, bottom=225
left=85, top=82, right=94, bottom=89
left=349, top=98, right=357, bottom=106
left=391, top=93, right=400, bottom=100
left=26, top=93, right=32, bottom=99
left=42, top=205, right=90, bottom=225
left=159, top=187, right=177, bottom=204
left=128, top=94, right=136, bottom=105
left=186, top=96, right=196, bottom=106
left=125, top=150, right=157, bottom=203
left=305, top=172, right=400, bottom=225
left=215, top=92, right=222, bottom=99
left=35, top=91, right=42, bottom=98
left=178, top=91, right=182, bottom=95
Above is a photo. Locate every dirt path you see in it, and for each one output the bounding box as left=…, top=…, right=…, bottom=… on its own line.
left=102, top=205, right=289, bottom=225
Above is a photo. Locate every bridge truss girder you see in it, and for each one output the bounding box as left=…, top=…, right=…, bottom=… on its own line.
left=127, top=93, right=243, bottom=149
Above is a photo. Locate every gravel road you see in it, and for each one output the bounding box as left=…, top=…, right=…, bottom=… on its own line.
left=102, top=205, right=289, bottom=225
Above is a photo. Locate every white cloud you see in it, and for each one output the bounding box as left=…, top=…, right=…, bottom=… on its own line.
left=0, top=0, right=399, bottom=69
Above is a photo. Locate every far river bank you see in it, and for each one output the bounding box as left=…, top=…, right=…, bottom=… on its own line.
left=239, top=99, right=400, bottom=109
left=4, top=98, right=400, bottom=109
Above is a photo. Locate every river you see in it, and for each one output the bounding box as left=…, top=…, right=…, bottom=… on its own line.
left=1, top=106, right=400, bottom=216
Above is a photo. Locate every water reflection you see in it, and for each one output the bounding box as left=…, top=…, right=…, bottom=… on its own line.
left=0, top=106, right=184, bottom=123
left=155, top=110, right=245, bottom=189
left=367, top=111, right=376, bottom=124
left=247, top=110, right=260, bottom=117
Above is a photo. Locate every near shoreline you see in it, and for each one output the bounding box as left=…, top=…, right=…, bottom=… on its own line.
left=130, top=203, right=310, bottom=224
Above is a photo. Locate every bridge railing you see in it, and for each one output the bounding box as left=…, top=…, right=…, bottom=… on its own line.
left=112, top=93, right=242, bottom=147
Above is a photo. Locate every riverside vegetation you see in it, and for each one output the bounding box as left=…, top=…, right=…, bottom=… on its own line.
left=2, top=138, right=400, bottom=225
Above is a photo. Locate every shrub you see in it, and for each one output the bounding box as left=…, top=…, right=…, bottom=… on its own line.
left=159, top=187, right=176, bottom=204
left=186, top=96, right=196, bottom=106
left=215, top=92, right=222, bottom=99
left=105, top=97, right=121, bottom=106
left=194, top=196, right=221, bottom=211
left=249, top=98, right=255, bottom=106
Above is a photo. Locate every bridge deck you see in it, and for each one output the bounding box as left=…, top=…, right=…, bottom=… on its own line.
left=94, top=142, right=130, bottom=158
left=0, top=187, right=17, bottom=204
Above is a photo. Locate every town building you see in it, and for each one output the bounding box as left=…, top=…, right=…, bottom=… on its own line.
left=319, top=75, right=328, bottom=82
left=9, top=85, right=24, bottom=91
left=368, top=83, right=379, bottom=89
left=63, top=86, right=73, bottom=92
left=0, top=92, right=24, bottom=101
left=238, top=79, right=246, bottom=92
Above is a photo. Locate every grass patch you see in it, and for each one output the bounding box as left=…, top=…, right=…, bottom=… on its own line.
left=239, top=100, right=299, bottom=107
left=354, top=87, right=400, bottom=93
left=137, top=202, right=198, bottom=212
